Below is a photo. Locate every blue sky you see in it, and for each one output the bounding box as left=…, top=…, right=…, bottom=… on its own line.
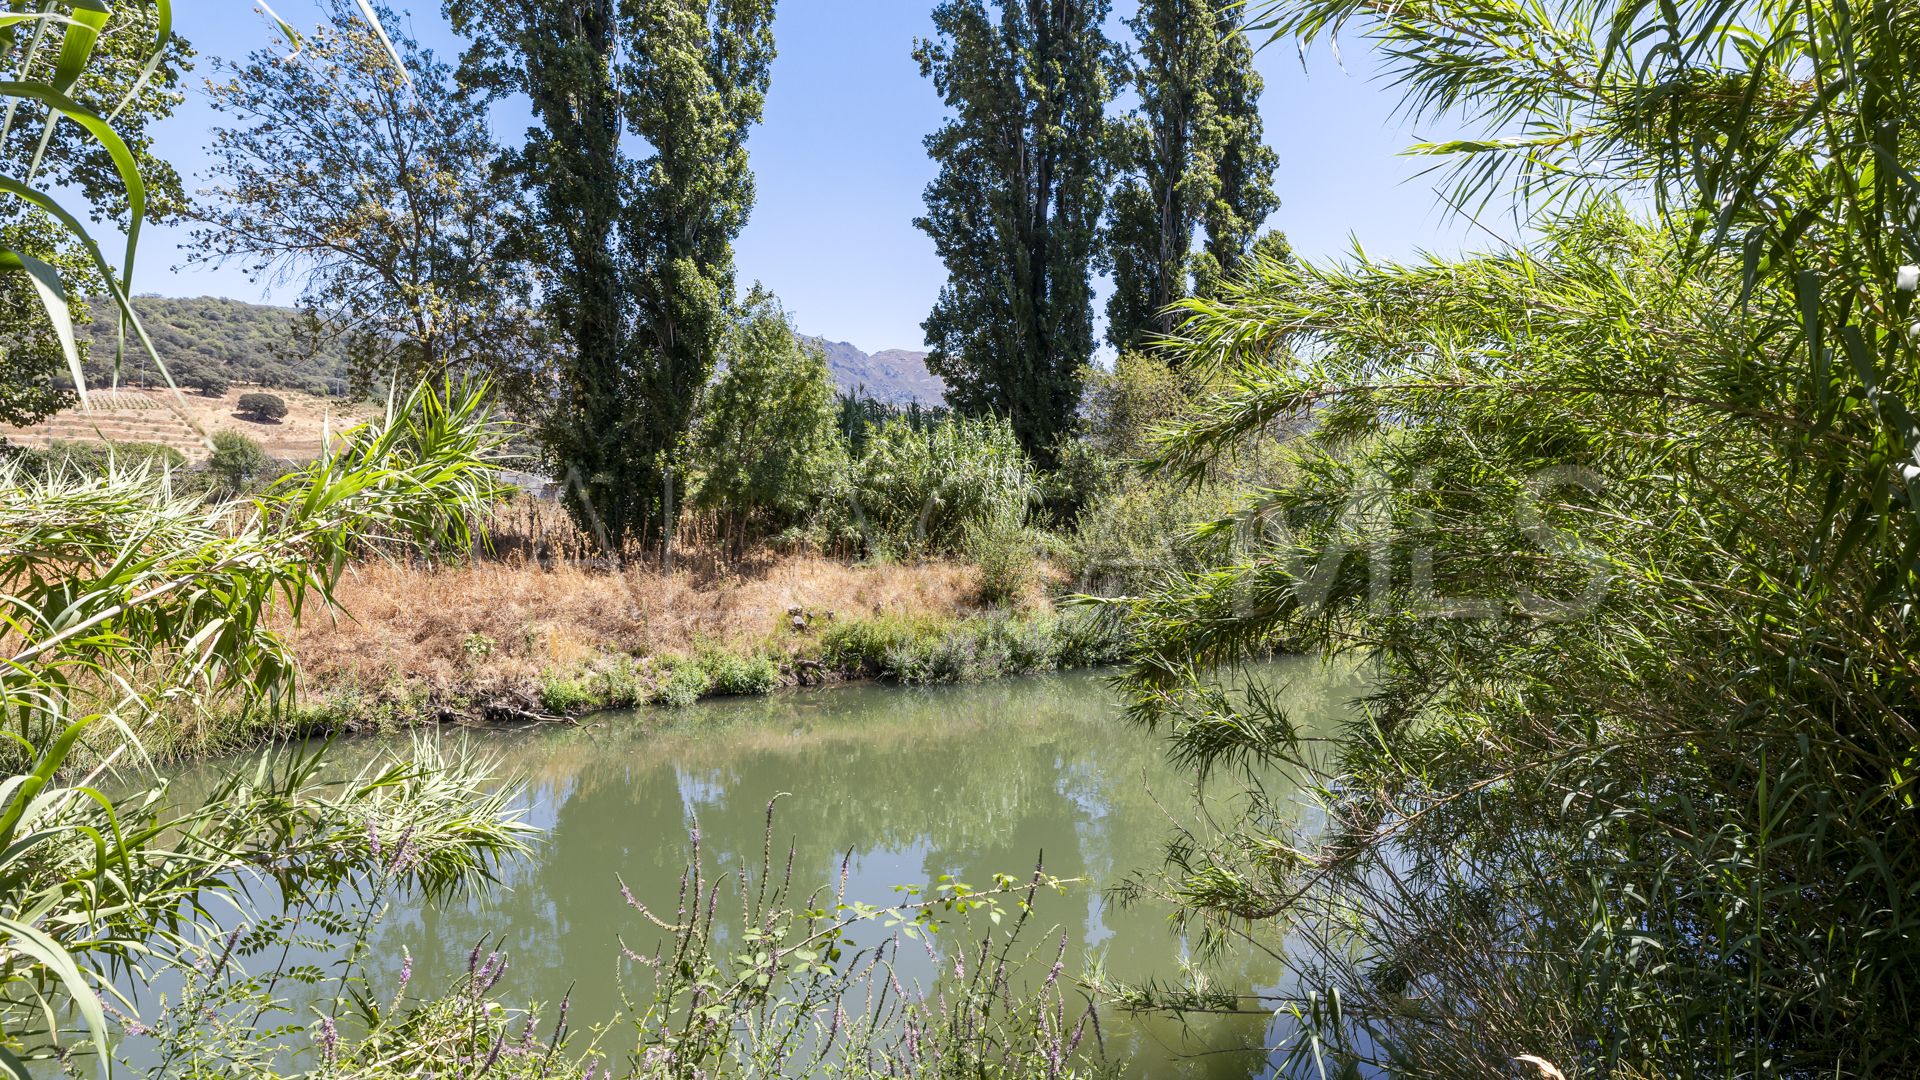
left=141, top=0, right=1485, bottom=354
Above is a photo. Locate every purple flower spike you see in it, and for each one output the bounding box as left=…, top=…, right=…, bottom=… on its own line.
left=317, top=1015, right=339, bottom=1065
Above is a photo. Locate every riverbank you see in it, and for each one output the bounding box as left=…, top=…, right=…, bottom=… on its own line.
left=142, top=555, right=1129, bottom=760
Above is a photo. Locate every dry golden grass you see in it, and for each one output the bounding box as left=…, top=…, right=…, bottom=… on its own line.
left=284, top=555, right=987, bottom=692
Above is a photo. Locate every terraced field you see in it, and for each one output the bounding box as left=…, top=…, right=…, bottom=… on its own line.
left=0, top=387, right=374, bottom=463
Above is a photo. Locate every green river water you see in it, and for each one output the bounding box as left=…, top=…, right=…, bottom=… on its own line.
left=156, top=658, right=1366, bottom=1078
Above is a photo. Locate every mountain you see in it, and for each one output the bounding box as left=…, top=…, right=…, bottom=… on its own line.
left=805, top=337, right=945, bottom=407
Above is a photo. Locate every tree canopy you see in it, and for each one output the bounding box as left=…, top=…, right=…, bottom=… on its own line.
left=452, top=0, right=776, bottom=553
left=1104, top=0, right=1279, bottom=353
left=914, top=0, right=1121, bottom=469
left=194, top=0, right=535, bottom=403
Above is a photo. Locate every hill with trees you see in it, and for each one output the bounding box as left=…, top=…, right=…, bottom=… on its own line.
left=81, top=295, right=351, bottom=396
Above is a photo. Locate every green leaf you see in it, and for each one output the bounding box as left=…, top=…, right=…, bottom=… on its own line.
left=0, top=915, right=111, bottom=1079
left=0, top=247, right=85, bottom=410
left=0, top=80, right=147, bottom=282
left=51, top=1, right=111, bottom=95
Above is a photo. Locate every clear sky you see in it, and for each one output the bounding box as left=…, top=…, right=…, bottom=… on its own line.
left=140, top=0, right=1485, bottom=355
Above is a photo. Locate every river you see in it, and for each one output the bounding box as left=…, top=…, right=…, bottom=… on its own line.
left=151, top=657, right=1366, bottom=1078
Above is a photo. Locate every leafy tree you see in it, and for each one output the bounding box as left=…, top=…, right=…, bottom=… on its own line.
left=452, top=0, right=776, bottom=552
left=1104, top=0, right=1279, bottom=353
left=0, top=215, right=89, bottom=425
left=207, top=429, right=271, bottom=494
left=189, top=370, right=229, bottom=397
left=0, top=2, right=193, bottom=423
left=693, top=288, right=848, bottom=549
left=193, top=1, right=534, bottom=402
left=237, top=392, right=287, bottom=422
left=914, top=0, right=1121, bottom=469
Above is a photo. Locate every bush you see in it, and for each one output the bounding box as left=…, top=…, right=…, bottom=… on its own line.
left=14, top=439, right=187, bottom=478
left=843, top=414, right=1037, bottom=557
left=964, top=503, right=1042, bottom=604
left=207, top=430, right=271, bottom=495
left=651, top=663, right=714, bottom=709
left=700, top=650, right=780, bottom=696
left=538, top=675, right=598, bottom=714
left=818, top=614, right=947, bottom=677
left=236, top=391, right=287, bottom=421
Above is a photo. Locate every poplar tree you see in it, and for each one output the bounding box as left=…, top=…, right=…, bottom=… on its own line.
left=450, top=0, right=774, bottom=551
left=914, top=0, right=1121, bottom=469
left=1105, top=0, right=1278, bottom=353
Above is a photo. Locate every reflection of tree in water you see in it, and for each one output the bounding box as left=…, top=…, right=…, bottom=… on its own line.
left=169, top=661, right=1365, bottom=1078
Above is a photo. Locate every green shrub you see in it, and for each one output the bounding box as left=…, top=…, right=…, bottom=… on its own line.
left=843, top=414, right=1037, bottom=557
left=538, top=675, right=598, bottom=714
left=17, top=439, right=187, bottom=478
left=819, top=615, right=944, bottom=676
left=652, top=663, right=714, bottom=709
left=964, top=505, right=1041, bottom=604
left=700, top=650, right=780, bottom=696
left=207, top=430, right=272, bottom=495
left=858, top=615, right=1062, bottom=684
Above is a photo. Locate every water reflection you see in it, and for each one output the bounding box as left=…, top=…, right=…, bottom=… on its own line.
left=167, top=659, right=1366, bottom=1078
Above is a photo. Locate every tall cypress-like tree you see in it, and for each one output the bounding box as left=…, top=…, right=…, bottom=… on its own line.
left=914, top=0, right=1120, bottom=469
left=1105, top=0, right=1278, bottom=353
left=450, top=0, right=773, bottom=551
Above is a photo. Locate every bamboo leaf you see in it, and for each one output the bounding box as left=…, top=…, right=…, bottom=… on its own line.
left=50, top=0, right=110, bottom=94
left=0, top=247, right=85, bottom=411
left=0, top=915, right=111, bottom=1078
left=0, top=80, right=146, bottom=280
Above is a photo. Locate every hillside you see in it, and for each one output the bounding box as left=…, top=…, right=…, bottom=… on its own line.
left=73, top=296, right=945, bottom=408
left=82, top=295, right=351, bottom=396
left=804, top=338, right=946, bottom=407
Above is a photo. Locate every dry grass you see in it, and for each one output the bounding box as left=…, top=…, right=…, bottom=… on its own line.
left=284, top=554, right=989, bottom=693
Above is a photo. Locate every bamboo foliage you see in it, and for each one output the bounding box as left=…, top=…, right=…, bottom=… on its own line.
left=1107, top=1, right=1920, bottom=1075
left=0, top=380, right=523, bottom=1076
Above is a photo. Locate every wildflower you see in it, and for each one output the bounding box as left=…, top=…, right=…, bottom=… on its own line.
left=316, top=1015, right=339, bottom=1066
left=478, top=1032, right=505, bottom=1073
left=391, top=824, right=418, bottom=873
left=396, top=947, right=414, bottom=1001
left=1043, top=933, right=1067, bottom=990
left=100, top=998, right=151, bottom=1038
